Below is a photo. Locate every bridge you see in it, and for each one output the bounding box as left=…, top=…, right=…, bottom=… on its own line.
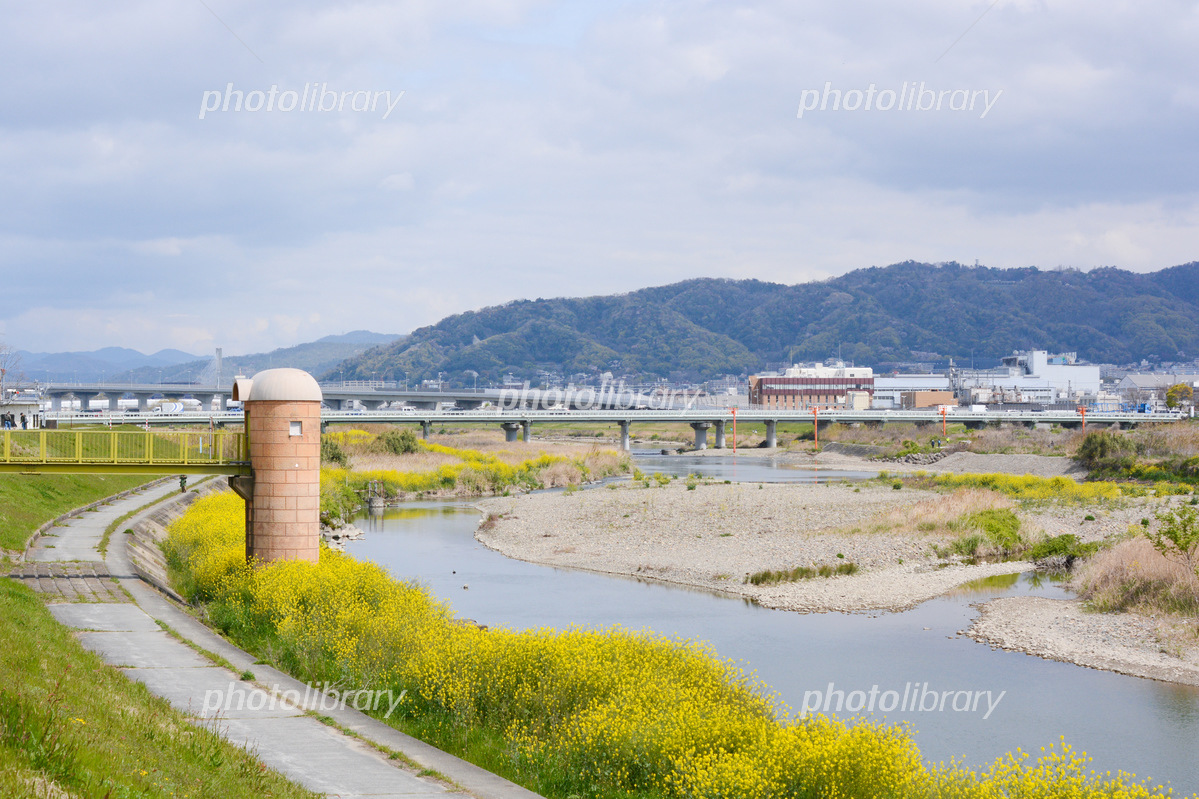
left=0, top=429, right=249, bottom=475
left=33, top=406, right=1182, bottom=453
left=28, top=381, right=663, bottom=412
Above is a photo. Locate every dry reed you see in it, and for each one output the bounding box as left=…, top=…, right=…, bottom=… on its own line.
left=862, top=488, right=1012, bottom=536
left=1076, top=536, right=1199, bottom=615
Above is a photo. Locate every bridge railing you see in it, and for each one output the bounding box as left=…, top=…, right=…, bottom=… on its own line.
left=0, top=429, right=249, bottom=473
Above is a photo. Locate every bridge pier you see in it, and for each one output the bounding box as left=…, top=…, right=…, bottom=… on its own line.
left=522, top=420, right=531, bottom=443
left=764, top=420, right=777, bottom=449
left=619, top=421, right=630, bottom=452
left=713, top=420, right=726, bottom=449
left=690, top=421, right=712, bottom=450
left=501, top=422, right=523, bottom=443
left=421, top=421, right=431, bottom=440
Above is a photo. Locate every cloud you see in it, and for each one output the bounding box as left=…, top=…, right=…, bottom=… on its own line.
left=0, top=1, right=1195, bottom=354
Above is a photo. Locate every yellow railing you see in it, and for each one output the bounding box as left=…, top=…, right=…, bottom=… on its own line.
left=0, top=430, right=250, bottom=475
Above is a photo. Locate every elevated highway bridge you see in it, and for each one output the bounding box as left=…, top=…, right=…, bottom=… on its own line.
left=29, top=381, right=660, bottom=412
left=31, top=406, right=1181, bottom=456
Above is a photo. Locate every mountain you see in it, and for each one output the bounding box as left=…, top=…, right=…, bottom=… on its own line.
left=18, top=347, right=201, bottom=381
left=327, top=261, right=1199, bottom=386
left=115, top=331, right=405, bottom=385
left=12, top=331, right=403, bottom=384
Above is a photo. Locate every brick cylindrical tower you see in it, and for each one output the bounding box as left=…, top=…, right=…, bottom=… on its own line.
left=231, top=368, right=322, bottom=563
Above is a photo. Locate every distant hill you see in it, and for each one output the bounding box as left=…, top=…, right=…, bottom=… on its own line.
left=328, top=261, right=1199, bottom=386
left=116, top=331, right=405, bottom=385
left=19, top=346, right=200, bottom=381
left=15, top=331, right=403, bottom=384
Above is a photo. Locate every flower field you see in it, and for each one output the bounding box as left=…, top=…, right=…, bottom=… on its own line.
left=318, top=432, right=630, bottom=522
left=165, top=491, right=1185, bottom=799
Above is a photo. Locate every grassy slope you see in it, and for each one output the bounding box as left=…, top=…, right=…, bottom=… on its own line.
left=0, top=473, right=320, bottom=798
left=0, top=580, right=319, bottom=799
left=0, top=474, right=151, bottom=552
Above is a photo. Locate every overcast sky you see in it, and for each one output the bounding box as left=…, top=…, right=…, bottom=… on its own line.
left=2, top=1, right=1197, bottom=356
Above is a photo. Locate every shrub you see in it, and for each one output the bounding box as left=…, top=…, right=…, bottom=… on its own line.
left=1147, top=505, right=1199, bottom=575
left=1025, top=534, right=1099, bottom=565
left=964, top=508, right=1022, bottom=553
left=375, top=428, right=420, bottom=455
left=1076, top=430, right=1136, bottom=471
left=320, top=436, right=349, bottom=468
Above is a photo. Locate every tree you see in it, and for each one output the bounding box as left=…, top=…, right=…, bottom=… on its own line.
left=0, top=340, right=22, bottom=398
left=1165, top=383, right=1193, bottom=409
left=1148, top=505, right=1199, bottom=577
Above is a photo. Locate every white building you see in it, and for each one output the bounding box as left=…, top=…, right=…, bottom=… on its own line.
left=872, top=375, right=951, bottom=409
left=999, top=351, right=1100, bottom=397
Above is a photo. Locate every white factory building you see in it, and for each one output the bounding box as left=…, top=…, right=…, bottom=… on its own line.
left=871, top=351, right=1101, bottom=409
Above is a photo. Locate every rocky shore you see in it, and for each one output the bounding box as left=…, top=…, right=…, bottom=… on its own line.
left=966, top=596, right=1199, bottom=686
left=476, top=452, right=1199, bottom=685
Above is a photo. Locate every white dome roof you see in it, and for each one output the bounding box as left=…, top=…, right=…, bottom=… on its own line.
left=242, top=368, right=322, bottom=402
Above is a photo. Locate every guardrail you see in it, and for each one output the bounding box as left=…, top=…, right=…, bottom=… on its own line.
left=0, top=429, right=250, bottom=475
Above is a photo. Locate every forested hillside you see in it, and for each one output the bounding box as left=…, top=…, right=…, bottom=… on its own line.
left=332, top=261, right=1199, bottom=384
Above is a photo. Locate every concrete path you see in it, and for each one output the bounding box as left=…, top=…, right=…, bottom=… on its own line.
left=18, top=480, right=543, bottom=799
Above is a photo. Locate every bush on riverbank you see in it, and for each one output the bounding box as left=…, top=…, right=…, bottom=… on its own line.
left=167, top=491, right=1184, bottom=799
left=1077, top=426, right=1199, bottom=486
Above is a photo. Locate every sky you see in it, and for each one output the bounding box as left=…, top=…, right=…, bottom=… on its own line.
left=2, top=1, right=1197, bottom=356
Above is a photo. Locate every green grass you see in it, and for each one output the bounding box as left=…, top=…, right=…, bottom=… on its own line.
left=745, top=562, right=858, bottom=585
left=0, top=474, right=152, bottom=552
left=0, top=579, right=320, bottom=799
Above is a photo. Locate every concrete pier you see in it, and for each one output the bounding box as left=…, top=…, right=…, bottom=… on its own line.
left=690, top=421, right=712, bottom=450
left=764, top=420, right=777, bottom=448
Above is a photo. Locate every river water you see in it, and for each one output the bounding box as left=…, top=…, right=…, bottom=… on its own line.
left=345, top=452, right=1199, bottom=793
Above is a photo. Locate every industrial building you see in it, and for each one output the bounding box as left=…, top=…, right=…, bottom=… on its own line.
left=748, top=364, right=873, bottom=410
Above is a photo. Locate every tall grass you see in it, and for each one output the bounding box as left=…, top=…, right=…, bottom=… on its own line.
left=1076, top=537, right=1199, bottom=616
left=166, top=492, right=1184, bottom=799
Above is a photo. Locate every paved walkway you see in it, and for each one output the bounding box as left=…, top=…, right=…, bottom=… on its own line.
left=12, top=481, right=542, bottom=799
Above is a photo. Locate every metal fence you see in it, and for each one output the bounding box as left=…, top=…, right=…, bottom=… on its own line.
left=0, top=430, right=249, bottom=474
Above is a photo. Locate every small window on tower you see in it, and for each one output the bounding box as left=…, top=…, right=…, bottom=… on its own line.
left=289, top=421, right=302, bottom=437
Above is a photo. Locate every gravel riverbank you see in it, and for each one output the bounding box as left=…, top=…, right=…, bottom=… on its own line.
left=966, top=596, right=1199, bottom=686
left=476, top=451, right=1199, bottom=685
left=479, top=480, right=1033, bottom=613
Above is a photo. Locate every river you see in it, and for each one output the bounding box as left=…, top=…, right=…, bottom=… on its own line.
left=345, top=452, right=1199, bottom=793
